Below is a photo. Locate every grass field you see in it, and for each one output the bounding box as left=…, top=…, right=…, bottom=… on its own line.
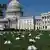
left=0, top=29, right=50, bottom=50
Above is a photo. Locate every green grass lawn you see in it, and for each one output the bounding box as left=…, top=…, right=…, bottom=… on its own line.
left=0, top=30, right=50, bottom=50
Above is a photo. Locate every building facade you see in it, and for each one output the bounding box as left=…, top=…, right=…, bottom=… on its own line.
left=0, top=0, right=50, bottom=30
left=0, top=0, right=34, bottom=30
left=35, top=16, right=42, bottom=30
left=41, top=12, right=50, bottom=30
left=19, top=16, right=34, bottom=30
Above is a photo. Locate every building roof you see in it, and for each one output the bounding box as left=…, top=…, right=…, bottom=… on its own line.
left=20, top=16, right=33, bottom=19
left=0, top=18, right=8, bottom=21
left=35, top=16, right=41, bottom=19
left=41, top=13, right=48, bottom=16
left=0, top=18, right=8, bottom=23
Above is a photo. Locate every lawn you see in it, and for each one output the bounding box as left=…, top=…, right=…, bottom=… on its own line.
left=0, top=29, right=50, bottom=50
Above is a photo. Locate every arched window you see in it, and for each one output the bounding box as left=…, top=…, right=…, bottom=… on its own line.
left=37, top=27, right=38, bottom=30
left=45, top=26, right=47, bottom=29
left=43, top=26, right=44, bottom=29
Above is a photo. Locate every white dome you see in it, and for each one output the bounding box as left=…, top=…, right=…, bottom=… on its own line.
left=6, top=0, right=22, bottom=12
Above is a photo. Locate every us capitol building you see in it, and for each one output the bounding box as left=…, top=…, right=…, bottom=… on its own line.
left=0, top=0, right=34, bottom=30
left=0, top=0, right=50, bottom=30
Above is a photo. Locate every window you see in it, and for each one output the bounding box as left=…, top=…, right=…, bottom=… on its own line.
left=45, top=16, right=46, bottom=19
left=39, top=27, right=40, bottom=29
left=43, top=26, right=44, bottom=29
left=45, top=26, right=47, bottom=29
left=39, top=23, right=40, bottom=25
left=37, top=20, right=38, bottom=21
left=42, top=17, right=44, bottom=19
left=43, top=22, right=44, bottom=24
left=39, top=19, right=40, bottom=21
left=47, top=16, right=49, bottom=19
left=48, top=21, right=50, bottom=23
left=45, top=21, right=47, bottom=23
left=37, top=27, right=38, bottom=30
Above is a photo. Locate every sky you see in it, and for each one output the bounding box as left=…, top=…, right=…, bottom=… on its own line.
left=0, top=0, right=50, bottom=16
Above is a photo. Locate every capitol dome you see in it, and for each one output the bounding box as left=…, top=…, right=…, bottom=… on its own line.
left=6, top=0, right=22, bottom=12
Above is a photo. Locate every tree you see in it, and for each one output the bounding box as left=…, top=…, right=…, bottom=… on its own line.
left=0, top=4, right=3, bottom=17
left=0, top=4, right=7, bottom=17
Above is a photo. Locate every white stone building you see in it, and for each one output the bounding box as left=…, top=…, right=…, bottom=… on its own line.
left=35, top=16, right=42, bottom=30
left=34, top=12, right=50, bottom=30
left=0, top=0, right=50, bottom=30
left=19, top=16, right=34, bottom=30
left=5, top=0, right=23, bottom=29
left=0, top=0, right=34, bottom=30
left=41, top=12, right=50, bottom=30
left=35, top=12, right=50, bottom=30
